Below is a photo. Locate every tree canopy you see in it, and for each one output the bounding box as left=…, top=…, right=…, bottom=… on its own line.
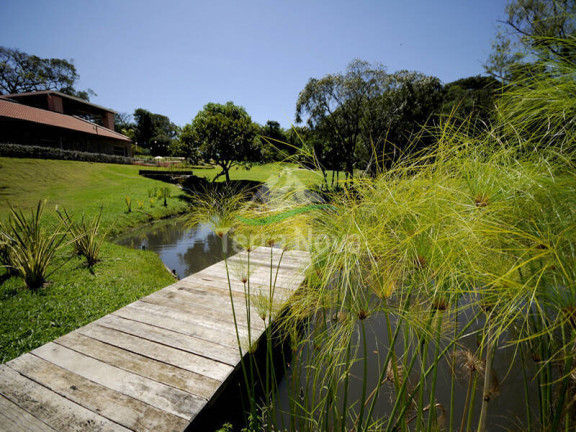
left=132, top=108, right=180, bottom=156
left=182, top=102, right=259, bottom=182
left=296, top=61, right=444, bottom=178
left=0, top=46, right=93, bottom=100
left=485, top=0, right=576, bottom=81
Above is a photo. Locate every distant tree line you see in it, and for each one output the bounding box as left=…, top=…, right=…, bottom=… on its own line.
left=2, top=0, right=572, bottom=183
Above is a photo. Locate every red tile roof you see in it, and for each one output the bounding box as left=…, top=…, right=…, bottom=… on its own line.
left=0, top=90, right=117, bottom=114
left=0, top=99, right=130, bottom=142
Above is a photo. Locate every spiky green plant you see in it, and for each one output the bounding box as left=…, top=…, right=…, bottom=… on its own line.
left=124, top=195, right=132, bottom=213
left=56, top=207, right=106, bottom=267
left=0, top=201, right=66, bottom=290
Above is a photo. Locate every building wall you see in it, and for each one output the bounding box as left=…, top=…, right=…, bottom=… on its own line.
left=0, top=118, right=132, bottom=157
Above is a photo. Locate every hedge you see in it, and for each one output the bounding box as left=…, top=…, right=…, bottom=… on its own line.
left=0, top=143, right=133, bottom=164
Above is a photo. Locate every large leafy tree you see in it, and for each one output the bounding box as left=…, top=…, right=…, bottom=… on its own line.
left=259, top=120, right=290, bottom=161
left=296, top=61, right=443, bottom=178
left=441, top=75, right=500, bottom=124
left=359, top=71, right=443, bottom=171
left=183, top=102, right=259, bottom=182
left=485, top=0, right=576, bottom=81
left=133, top=108, right=179, bottom=156
left=296, top=60, right=389, bottom=179
left=0, top=46, right=92, bottom=100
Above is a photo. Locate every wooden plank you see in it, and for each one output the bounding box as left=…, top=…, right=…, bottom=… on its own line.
left=94, top=314, right=241, bottom=366
left=113, top=302, right=239, bottom=348
left=7, top=354, right=189, bottom=432
left=0, top=364, right=131, bottom=432
left=0, top=394, right=57, bottom=432
left=55, top=332, right=221, bottom=400
left=160, top=285, right=279, bottom=323
left=77, top=323, right=233, bottom=381
left=120, top=300, right=248, bottom=344
left=195, top=266, right=302, bottom=290
left=178, top=274, right=293, bottom=300
left=138, top=291, right=265, bottom=334
left=32, top=343, right=205, bottom=420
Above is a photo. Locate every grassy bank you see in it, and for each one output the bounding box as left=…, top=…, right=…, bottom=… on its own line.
left=0, top=158, right=191, bottom=235
left=0, top=158, right=191, bottom=362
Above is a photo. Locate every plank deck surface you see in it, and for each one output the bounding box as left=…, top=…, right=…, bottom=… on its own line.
left=0, top=247, right=309, bottom=432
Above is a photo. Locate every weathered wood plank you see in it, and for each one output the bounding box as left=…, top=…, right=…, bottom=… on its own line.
left=77, top=323, right=233, bottom=381
left=7, top=354, right=189, bottom=432
left=0, top=364, right=131, bottom=432
left=32, top=343, right=205, bottom=420
left=94, top=314, right=241, bottom=366
left=138, top=291, right=265, bottom=334
left=113, top=302, right=239, bottom=348
left=195, top=266, right=301, bottom=290
left=0, top=394, right=57, bottom=432
left=55, top=332, right=221, bottom=400
left=120, top=300, right=247, bottom=344
left=160, top=285, right=278, bottom=322
left=178, top=274, right=293, bottom=300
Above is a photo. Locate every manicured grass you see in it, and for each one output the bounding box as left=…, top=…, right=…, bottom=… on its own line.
left=0, top=158, right=326, bottom=363
left=193, top=162, right=327, bottom=187
left=0, top=158, right=190, bottom=236
left=0, top=242, right=176, bottom=363
left=0, top=157, right=189, bottom=362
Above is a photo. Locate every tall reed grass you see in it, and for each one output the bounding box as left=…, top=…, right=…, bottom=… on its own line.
left=195, top=37, right=576, bottom=432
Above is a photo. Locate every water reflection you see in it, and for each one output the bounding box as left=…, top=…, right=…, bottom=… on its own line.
left=115, top=217, right=231, bottom=279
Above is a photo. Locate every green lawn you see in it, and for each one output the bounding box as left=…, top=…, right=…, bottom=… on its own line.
left=0, top=158, right=191, bottom=236
left=0, top=157, right=192, bottom=362
left=193, top=162, right=328, bottom=187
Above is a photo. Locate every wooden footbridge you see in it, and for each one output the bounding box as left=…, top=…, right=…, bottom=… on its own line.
left=0, top=247, right=309, bottom=432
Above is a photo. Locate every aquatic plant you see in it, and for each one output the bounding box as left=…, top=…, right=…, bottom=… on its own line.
left=191, top=36, right=576, bottom=432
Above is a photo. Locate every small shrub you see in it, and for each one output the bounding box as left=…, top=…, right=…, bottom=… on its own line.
left=125, top=196, right=132, bottom=213
left=148, top=187, right=158, bottom=198
left=57, top=207, right=106, bottom=267
left=149, top=198, right=155, bottom=208
left=0, top=201, right=66, bottom=289
left=157, top=186, right=171, bottom=207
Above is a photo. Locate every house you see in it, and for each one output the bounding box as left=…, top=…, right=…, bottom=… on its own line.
left=0, top=90, right=132, bottom=157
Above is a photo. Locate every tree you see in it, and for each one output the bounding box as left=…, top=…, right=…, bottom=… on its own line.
left=0, top=46, right=92, bottom=100
left=441, top=75, right=500, bottom=125
left=296, top=62, right=443, bottom=178
left=259, top=120, right=290, bottom=161
left=358, top=71, right=443, bottom=171
left=296, top=60, right=389, bottom=179
left=184, top=102, right=259, bottom=182
left=133, top=108, right=179, bottom=156
left=485, top=0, right=576, bottom=81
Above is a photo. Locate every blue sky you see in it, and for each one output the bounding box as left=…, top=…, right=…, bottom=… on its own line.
left=0, top=0, right=506, bottom=128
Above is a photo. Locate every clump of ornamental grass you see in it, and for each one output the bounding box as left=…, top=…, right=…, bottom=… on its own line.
left=186, top=37, right=576, bottom=432
left=56, top=207, right=106, bottom=268
left=0, top=200, right=67, bottom=290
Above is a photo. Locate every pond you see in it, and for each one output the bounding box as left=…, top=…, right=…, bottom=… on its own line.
left=114, top=216, right=231, bottom=279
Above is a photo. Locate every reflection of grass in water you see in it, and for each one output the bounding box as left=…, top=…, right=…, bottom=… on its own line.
left=191, top=37, right=576, bottom=432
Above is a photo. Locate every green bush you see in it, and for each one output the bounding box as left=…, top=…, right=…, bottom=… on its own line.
left=0, top=143, right=132, bottom=164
